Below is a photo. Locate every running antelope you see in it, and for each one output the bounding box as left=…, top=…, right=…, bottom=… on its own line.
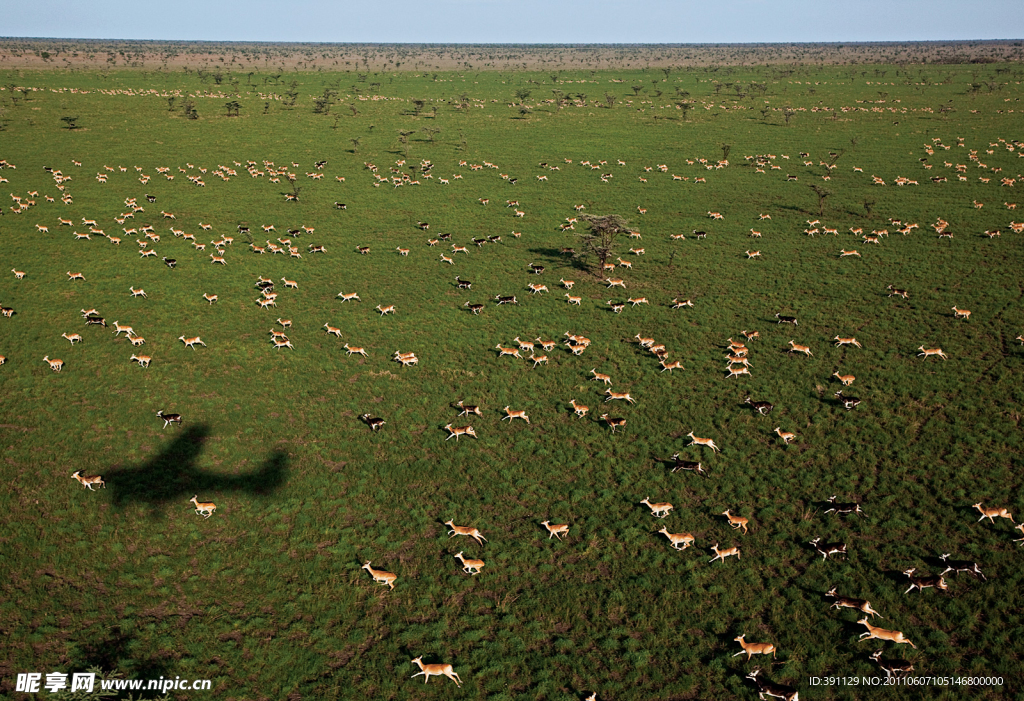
left=709, top=544, right=740, bottom=563
left=337, top=291, right=361, bottom=302
left=112, top=321, right=134, bottom=337
left=918, top=346, right=947, bottom=360
left=569, top=399, right=588, bottom=418
left=605, top=278, right=626, bottom=289
left=722, top=510, right=749, bottom=534
left=686, top=431, right=720, bottom=452
left=42, top=355, right=64, bottom=372
left=179, top=336, right=207, bottom=350
left=834, top=336, right=862, bottom=348
left=323, top=323, right=342, bottom=338
left=444, top=424, right=477, bottom=441
left=903, top=568, right=948, bottom=595
left=541, top=521, right=570, bottom=540
left=495, top=345, right=522, bottom=359
left=502, top=406, right=530, bottom=424
left=444, top=520, right=486, bottom=544
left=746, top=250, right=762, bottom=259
left=832, top=371, right=855, bottom=386
left=591, top=369, right=612, bottom=385
left=746, top=669, right=798, bottom=701
left=565, top=293, right=582, bottom=305
left=745, top=397, right=774, bottom=415
left=870, top=651, right=914, bottom=679
left=658, top=528, right=695, bottom=550
left=952, top=306, right=971, bottom=321
left=12, top=269, right=25, bottom=279
left=375, top=304, right=395, bottom=316
left=973, top=502, right=1013, bottom=523
left=410, top=657, right=461, bottom=687
left=600, top=414, right=626, bottom=432
left=455, top=401, right=482, bottom=417
left=362, top=561, right=397, bottom=590
left=938, top=554, right=985, bottom=581
left=189, top=495, right=216, bottom=518
left=787, top=341, right=812, bottom=356
left=660, top=360, right=685, bottom=373
left=71, top=471, right=105, bottom=490
left=130, top=353, right=151, bottom=368
left=453, top=552, right=485, bottom=575
left=733, top=634, right=776, bottom=660
left=774, top=427, right=796, bottom=444
left=835, top=391, right=861, bottom=410
left=640, top=497, right=673, bottom=518
left=210, top=253, right=226, bottom=265
left=67, top=271, right=85, bottom=281
left=282, top=278, right=298, bottom=289
left=157, top=410, right=182, bottom=428
left=839, top=249, right=861, bottom=257
left=809, top=537, right=847, bottom=560
left=605, top=389, right=635, bottom=404
left=61, top=333, right=83, bottom=345
left=344, top=344, right=367, bottom=357
left=825, top=588, right=882, bottom=618
left=726, top=366, right=751, bottom=379
left=203, top=293, right=218, bottom=305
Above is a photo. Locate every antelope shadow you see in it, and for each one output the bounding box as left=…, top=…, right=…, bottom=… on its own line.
left=104, top=424, right=287, bottom=518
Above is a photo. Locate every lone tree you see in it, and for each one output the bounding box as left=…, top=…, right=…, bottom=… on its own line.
left=349, top=136, right=361, bottom=154
left=810, top=184, right=832, bottom=216
left=397, top=130, right=416, bottom=159
left=60, top=115, right=79, bottom=130
left=574, top=214, right=632, bottom=275
left=224, top=100, right=241, bottom=117
left=514, top=88, right=532, bottom=106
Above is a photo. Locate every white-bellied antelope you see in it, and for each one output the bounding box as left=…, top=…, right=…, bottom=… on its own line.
left=61, top=332, right=83, bottom=345
left=565, top=294, right=582, bottom=305
left=733, top=634, right=775, bottom=660
left=722, top=509, right=749, bottom=534
left=502, top=406, right=530, bottom=424
left=669, top=298, right=694, bottom=311
left=831, top=372, right=855, bottom=388
left=541, top=521, right=569, bottom=540
left=179, top=336, right=206, bottom=350
left=903, top=568, right=948, bottom=595
left=635, top=334, right=655, bottom=348
left=660, top=360, right=684, bottom=373
left=282, top=277, right=298, bottom=289
left=67, top=271, right=85, bottom=281
left=210, top=253, right=226, bottom=265
left=129, top=286, right=147, bottom=299
left=361, top=414, right=385, bottom=431
left=628, top=297, right=648, bottom=307
left=529, top=353, right=548, bottom=368
left=869, top=650, right=913, bottom=679
left=605, top=389, right=635, bottom=404
left=951, top=306, right=971, bottom=321
left=605, top=278, right=626, bottom=289
left=809, top=537, right=847, bottom=560
left=528, top=283, right=548, bottom=294
left=189, top=495, right=215, bottom=518
left=834, top=391, right=861, bottom=410
left=495, top=345, right=522, bottom=359
left=938, top=554, right=985, bottom=581
left=569, top=399, right=588, bottom=418
left=273, top=337, right=294, bottom=350
left=744, top=397, right=773, bottom=415
left=726, top=366, right=751, bottom=379
left=918, top=346, right=947, bottom=360
left=973, top=502, right=1012, bottom=524
left=444, top=424, right=477, bottom=441
left=825, top=588, right=881, bottom=618
left=157, top=410, right=181, bottom=428
left=494, top=295, right=518, bottom=305
left=587, top=369, right=612, bottom=385
left=112, top=321, right=134, bottom=337
left=361, top=560, right=397, bottom=590
left=834, top=336, right=862, bottom=348
left=787, top=341, right=812, bottom=356
left=410, top=656, right=462, bottom=687
left=323, top=323, right=342, bottom=337
left=640, top=497, right=673, bottom=518
left=600, top=414, right=625, bottom=433
left=444, top=520, right=486, bottom=544
left=71, top=470, right=105, bottom=491
left=454, top=551, right=485, bottom=575
left=344, top=344, right=368, bottom=357
left=709, top=543, right=740, bottom=563
left=686, top=431, right=720, bottom=452
left=337, top=291, right=361, bottom=303
left=439, top=253, right=454, bottom=265
left=257, top=298, right=276, bottom=310
left=658, top=527, right=695, bottom=550
left=464, top=302, right=484, bottom=315
left=130, top=354, right=151, bottom=368
left=839, top=249, right=861, bottom=257
left=774, top=427, right=796, bottom=444
left=746, top=669, right=797, bottom=701
left=12, top=269, right=25, bottom=279
left=535, top=337, right=556, bottom=352
left=203, top=293, right=218, bottom=305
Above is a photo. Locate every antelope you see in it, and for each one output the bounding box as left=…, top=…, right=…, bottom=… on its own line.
left=67, top=271, right=85, bottom=281
left=939, top=554, right=985, bottom=581
left=74, top=232, right=92, bottom=241
left=600, top=414, right=626, bottom=433
left=831, top=371, right=855, bottom=387
left=541, top=521, right=569, bottom=540
left=210, top=253, right=226, bottom=265
left=257, top=298, right=277, bottom=310
left=79, top=307, right=99, bottom=317
left=361, top=414, right=385, bottom=431
left=640, top=497, right=673, bottom=518
left=869, top=650, right=914, bottom=679
left=273, top=337, right=294, bottom=350
left=410, top=657, right=462, bottom=687
left=775, top=427, right=798, bottom=444
left=129, top=286, right=147, bottom=299
left=529, top=353, right=548, bottom=368
left=535, top=337, right=556, bottom=352
left=745, top=397, right=774, bottom=415
left=112, top=321, right=134, bottom=337
left=746, top=250, right=762, bottom=259
left=528, top=283, right=548, bottom=294
left=973, top=502, right=1013, bottom=523
left=444, top=520, right=486, bottom=544
left=344, top=344, right=368, bottom=357
left=356, top=561, right=399, bottom=591
left=787, top=341, right=812, bottom=356
left=834, top=391, right=861, bottom=410
left=502, top=406, right=530, bottom=424
left=749, top=229, right=762, bottom=238
left=839, top=249, right=860, bottom=257
left=686, top=431, right=720, bottom=452
left=605, top=389, right=635, bottom=404
left=709, top=543, right=740, bottom=563
left=282, top=278, right=298, bottom=289
left=616, top=257, right=632, bottom=270
left=569, top=399, right=588, bottom=418
left=918, top=346, right=947, bottom=360
left=628, top=297, right=648, bottom=307
left=565, top=294, right=582, bottom=305
left=464, top=302, right=484, bottom=315
left=12, top=269, right=25, bottom=279
left=951, top=306, right=971, bottom=321
left=157, top=410, right=182, bottom=428
left=636, top=334, right=655, bottom=348
left=775, top=313, right=797, bottom=325
left=179, top=336, right=207, bottom=350
left=130, top=354, right=151, bottom=368
left=722, top=510, right=749, bottom=534
left=439, top=253, right=454, bottom=265
left=189, top=495, right=216, bottom=518
left=733, top=634, right=776, bottom=660
left=834, top=336, right=862, bottom=348
left=660, top=360, right=684, bottom=373
left=71, top=471, right=105, bottom=490
left=746, top=669, right=798, bottom=701
left=453, top=551, right=485, bottom=575
left=903, top=569, right=948, bottom=594
left=337, top=292, right=361, bottom=303
left=495, top=345, right=521, bottom=359
left=200, top=293, right=218, bottom=305
left=62, top=333, right=83, bottom=345
left=444, top=424, right=477, bottom=441
left=726, top=366, right=751, bottom=379
left=494, top=295, right=518, bottom=305
left=1014, top=523, right=1024, bottom=546
left=127, top=335, right=145, bottom=347
left=394, top=353, right=419, bottom=367
left=657, top=526, right=695, bottom=550
left=605, top=278, right=626, bottom=289
left=826, top=588, right=882, bottom=619
left=322, top=323, right=342, bottom=338
left=559, top=278, right=575, bottom=290
left=808, top=537, right=847, bottom=560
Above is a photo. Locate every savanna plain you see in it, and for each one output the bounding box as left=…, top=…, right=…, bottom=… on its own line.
left=1, top=44, right=1023, bottom=701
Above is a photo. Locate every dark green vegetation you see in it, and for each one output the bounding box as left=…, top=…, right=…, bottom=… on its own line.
left=1, top=61, right=1023, bottom=700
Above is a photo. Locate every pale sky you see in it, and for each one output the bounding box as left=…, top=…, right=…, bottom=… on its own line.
left=3, top=0, right=1022, bottom=43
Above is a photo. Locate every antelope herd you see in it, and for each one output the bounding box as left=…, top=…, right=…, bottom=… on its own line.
left=2, top=115, right=1019, bottom=701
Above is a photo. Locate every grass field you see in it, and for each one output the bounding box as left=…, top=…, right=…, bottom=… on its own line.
left=1, top=59, right=1023, bottom=700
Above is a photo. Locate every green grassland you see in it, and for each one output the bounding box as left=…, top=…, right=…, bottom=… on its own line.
left=1, top=62, right=1023, bottom=700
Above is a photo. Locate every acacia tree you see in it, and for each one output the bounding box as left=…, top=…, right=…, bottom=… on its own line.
left=810, top=184, right=832, bottom=216
left=574, top=214, right=632, bottom=275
